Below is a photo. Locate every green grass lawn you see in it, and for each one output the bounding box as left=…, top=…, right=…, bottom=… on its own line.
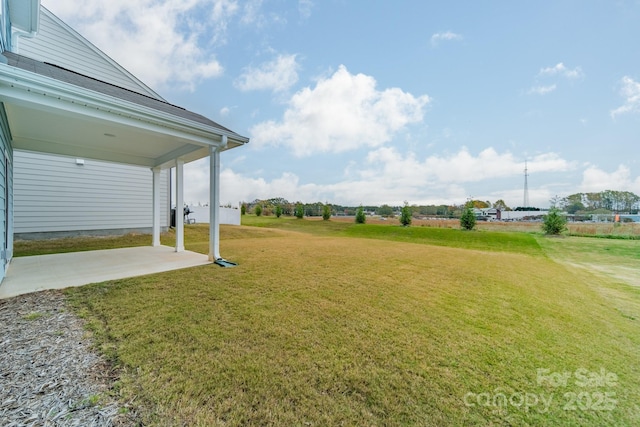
left=13, top=233, right=152, bottom=257
left=34, top=219, right=639, bottom=425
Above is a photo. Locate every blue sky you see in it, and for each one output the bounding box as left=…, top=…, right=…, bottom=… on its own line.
left=44, top=0, right=640, bottom=208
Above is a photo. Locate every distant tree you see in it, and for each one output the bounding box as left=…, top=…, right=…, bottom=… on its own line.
left=377, top=204, right=394, bottom=217
left=565, top=202, right=585, bottom=215
left=304, top=202, right=323, bottom=217
left=460, top=206, right=476, bottom=230
left=562, top=193, right=584, bottom=210
left=355, top=205, right=366, bottom=224
left=542, top=208, right=567, bottom=235
left=282, top=203, right=294, bottom=216
left=549, top=195, right=562, bottom=209
left=400, top=201, right=412, bottom=226
left=275, top=205, right=283, bottom=218
left=493, top=199, right=510, bottom=211
left=241, top=203, right=246, bottom=215
left=562, top=190, right=639, bottom=213
left=471, top=200, right=490, bottom=208
left=295, top=203, right=304, bottom=219
left=322, top=204, right=331, bottom=220
left=254, top=205, right=262, bottom=217
left=267, top=197, right=290, bottom=207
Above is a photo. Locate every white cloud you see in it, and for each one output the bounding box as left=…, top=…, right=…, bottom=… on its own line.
left=361, top=147, right=570, bottom=186
left=43, top=0, right=236, bottom=90
left=183, top=159, right=322, bottom=205
left=580, top=164, right=640, bottom=193
left=528, top=84, right=557, bottom=95
left=298, top=0, right=314, bottom=20
left=610, top=76, right=640, bottom=118
left=181, top=148, right=571, bottom=207
left=239, top=0, right=286, bottom=27
left=249, top=65, right=430, bottom=156
left=528, top=62, right=583, bottom=95
left=221, top=170, right=322, bottom=204
left=538, top=62, right=584, bottom=79
left=234, top=54, right=300, bottom=92
left=430, top=31, right=463, bottom=47
left=240, top=0, right=264, bottom=25
left=182, top=152, right=634, bottom=210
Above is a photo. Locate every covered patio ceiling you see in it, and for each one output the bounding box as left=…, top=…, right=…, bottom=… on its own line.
left=6, top=102, right=212, bottom=168
left=0, top=51, right=248, bottom=169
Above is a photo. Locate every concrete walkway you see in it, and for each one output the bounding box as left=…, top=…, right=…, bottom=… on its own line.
left=0, top=246, right=211, bottom=299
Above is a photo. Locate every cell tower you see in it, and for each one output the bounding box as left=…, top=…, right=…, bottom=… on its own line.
left=523, top=160, right=530, bottom=208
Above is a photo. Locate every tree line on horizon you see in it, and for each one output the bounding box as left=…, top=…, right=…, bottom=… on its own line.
left=242, top=190, right=639, bottom=218
left=243, top=198, right=537, bottom=218
left=559, top=190, right=640, bottom=214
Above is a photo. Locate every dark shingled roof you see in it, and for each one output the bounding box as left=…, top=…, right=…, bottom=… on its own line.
left=2, top=51, right=242, bottom=137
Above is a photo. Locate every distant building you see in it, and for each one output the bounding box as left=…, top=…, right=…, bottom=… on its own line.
left=473, top=208, right=549, bottom=221
left=472, top=208, right=500, bottom=220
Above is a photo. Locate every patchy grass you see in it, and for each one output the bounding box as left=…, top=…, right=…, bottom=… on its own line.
left=242, top=215, right=543, bottom=255
left=568, top=222, right=640, bottom=238
left=61, top=222, right=640, bottom=426
left=537, top=235, right=640, bottom=267
left=241, top=214, right=351, bottom=235
left=22, top=311, right=45, bottom=321
left=342, top=223, right=543, bottom=255
left=14, top=233, right=153, bottom=257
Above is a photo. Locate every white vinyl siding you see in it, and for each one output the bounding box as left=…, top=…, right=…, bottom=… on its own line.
left=16, top=8, right=162, bottom=99
left=0, top=105, right=13, bottom=279
left=14, top=151, right=169, bottom=234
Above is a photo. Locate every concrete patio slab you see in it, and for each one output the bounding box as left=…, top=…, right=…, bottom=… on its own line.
left=0, top=246, right=211, bottom=299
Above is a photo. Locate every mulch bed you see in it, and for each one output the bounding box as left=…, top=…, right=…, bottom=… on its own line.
left=0, top=290, right=136, bottom=426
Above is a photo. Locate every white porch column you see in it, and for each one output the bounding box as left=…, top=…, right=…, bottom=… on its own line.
left=151, top=167, right=161, bottom=247
left=209, top=135, right=226, bottom=261
left=175, top=159, right=185, bottom=252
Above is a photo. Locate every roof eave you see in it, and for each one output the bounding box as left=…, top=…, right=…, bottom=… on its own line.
left=0, top=62, right=249, bottom=148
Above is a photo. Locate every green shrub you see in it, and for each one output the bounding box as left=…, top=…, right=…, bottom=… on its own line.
left=322, top=204, right=331, bottom=221
left=400, top=202, right=412, bottom=226
left=295, top=204, right=304, bottom=219
left=241, top=204, right=246, bottom=215
left=460, top=207, right=476, bottom=230
left=275, top=205, right=283, bottom=218
left=542, top=208, right=567, bottom=235
left=355, top=206, right=366, bottom=224
left=254, top=205, right=263, bottom=217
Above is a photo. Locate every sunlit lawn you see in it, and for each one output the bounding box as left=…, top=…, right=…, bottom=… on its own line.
left=19, top=217, right=639, bottom=425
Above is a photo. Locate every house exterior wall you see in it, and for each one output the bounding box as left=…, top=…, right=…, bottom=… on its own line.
left=11, top=5, right=174, bottom=240
left=14, top=150, right=169, bottom=238
left=0, top=105, right=13, bottom=279
left=16, top=7, right=162, bottom=100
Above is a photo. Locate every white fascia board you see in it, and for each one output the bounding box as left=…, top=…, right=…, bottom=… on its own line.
left=0, top=63, right=249, bottom=148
